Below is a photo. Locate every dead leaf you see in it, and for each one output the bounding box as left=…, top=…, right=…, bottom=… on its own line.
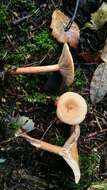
left=50, top=9, right=80, bottom=48
left=79, top=51, right=101, bottom=63
left=15, top=116, right=35, bottom=136
left=90, top=62, right=107, bottom=104
left=101, top=39, right=107, bottom=63
left=85, top=2, right=107, bottom=30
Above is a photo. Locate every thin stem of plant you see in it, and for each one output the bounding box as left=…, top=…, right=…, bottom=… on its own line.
left=40, top=119, right=56, bottom=141
left=64, top=0, right=80, bottom=31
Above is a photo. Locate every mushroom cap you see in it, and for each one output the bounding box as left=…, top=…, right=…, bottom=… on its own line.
left=50, top=9, right=80, bottom=48
left=56, top=92, right=87, bottom=125
left=59, top=43, right=74, bottom=86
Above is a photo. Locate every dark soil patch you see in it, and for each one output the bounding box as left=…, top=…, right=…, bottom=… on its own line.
left=0, top=0, right=107, bottom=190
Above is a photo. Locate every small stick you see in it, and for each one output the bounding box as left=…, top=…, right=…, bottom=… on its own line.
left=6, top=34, right=15, bottom=48
left=12, top=15, right=31, bottom=25
left=65, top=0, right=80, bottom=31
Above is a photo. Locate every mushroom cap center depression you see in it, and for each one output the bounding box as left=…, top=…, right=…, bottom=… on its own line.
left=56, top=92, right=87, bottom=125
left=66, top=101, right=77, bottom=112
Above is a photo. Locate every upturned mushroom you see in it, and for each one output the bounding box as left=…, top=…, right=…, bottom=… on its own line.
left=50, top=9, right=80, bottom=48
left=9, top=43, right=74, bottom=86
left=18, top=124, right=80, bottom=184
left=56, top=92, right=87, bottom=125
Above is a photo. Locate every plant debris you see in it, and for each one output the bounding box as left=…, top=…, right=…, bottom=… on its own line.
left=1, top=0, right=107, bottom=189
left=101, top=39, right=107, bottom=63
left=90, top=62, right=107, bottom=104
left=85, top=2, right=107, bottom=30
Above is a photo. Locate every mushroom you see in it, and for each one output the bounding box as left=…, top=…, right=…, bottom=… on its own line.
left=9, top=43, right=74, bottom=87
left=56, top=92, right=87, bottom=125
left=18, top=124, right=80, bottom=184
left=50, top=9, right=80, bottom=48
left=63, top=125, right=80, bottom=184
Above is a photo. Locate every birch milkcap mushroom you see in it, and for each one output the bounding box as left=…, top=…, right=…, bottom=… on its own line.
left=50, top=9, right=80, bottom=48
left=9, top=43, right=74, bottom=87
left=56, top=92, right=87, bottom=125
left=18, top=124, right=80, bottom=184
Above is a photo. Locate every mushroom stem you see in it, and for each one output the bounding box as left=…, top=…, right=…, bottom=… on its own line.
left=19, top=133, right=66, bottom=155
left=10, top=64, right=59, bottom=75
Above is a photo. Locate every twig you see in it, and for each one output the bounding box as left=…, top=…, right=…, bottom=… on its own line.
left=40, top=119, right=56, bottom=140
left=64, top=0, right=80, bottom=31
left=11, top=8, right=40, bottom=26
left=0, top=137, right=15, bottom=146
left=30, top=20, right=47, bottom=32
left=6, top=34, right=15, bottom=48
left=51, top=0, right=57, bottom=8
left=94, top=112, right=102, bottom=130
left=97, top=142, right=107, bottom=149
left=12, top=15, right=31, bottom=25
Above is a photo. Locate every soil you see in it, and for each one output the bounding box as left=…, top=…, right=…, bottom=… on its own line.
left=0, top=1, right=107, bottom=190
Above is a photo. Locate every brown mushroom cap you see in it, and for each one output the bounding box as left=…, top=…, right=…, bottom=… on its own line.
left=56, top=92, right=87, bottom=125
left=50, top=9, right=80, bottom=48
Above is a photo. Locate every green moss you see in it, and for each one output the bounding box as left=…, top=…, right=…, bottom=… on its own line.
left=0, top=0, right=57, bottom=66
left=34, top=30, right=58, bottom=53
left=27, top=92, right=49, bottom=104
left=0, top=4, right=7, bottom=25
left=50, top=135, right=66, bottom=146
left=70, top=152, right=100, bottom=190
left=80, top=152, right=100, bottom=178
left=15, top=75, right=55, bottom=104
left=25, top=43, right=37, bottom=54
left=7, top=48, right=26, bottom=66
left=74, top=68, right=86, bottom=89
left=89, top=180, right=107, bottom=190
left=0, top=4, right=10, bottom=41
left=53, top=151, right=100, bottom=190
left=9, top=122, right=19, bottom=129
left=9, top=0, right=36, bottom=12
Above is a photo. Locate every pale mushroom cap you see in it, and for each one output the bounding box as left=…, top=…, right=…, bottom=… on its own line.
left=50, top=9, right=80, bottom=48
left=56, top=92, right=87, bottom=125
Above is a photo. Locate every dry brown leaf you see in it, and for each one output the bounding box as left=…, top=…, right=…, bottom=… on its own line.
left=101, top=40, right=107, bottom=63
left=50, top=9, right=80, bottom=48
left=90, top=62, right=107, bottom=104
left=79, top=51, right=101, bottom=63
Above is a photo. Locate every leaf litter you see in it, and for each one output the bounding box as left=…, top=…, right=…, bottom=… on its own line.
left=85, top=2, right=107, bottom=30
left=1, top=1, right=107, bottom=189
left=90, top=62, right=107, bottom=104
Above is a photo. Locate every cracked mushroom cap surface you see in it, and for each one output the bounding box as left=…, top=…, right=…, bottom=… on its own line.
left=56, top=92, right=87, bottom=125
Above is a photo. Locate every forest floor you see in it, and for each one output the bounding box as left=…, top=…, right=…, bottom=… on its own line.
left=0, top=1, right=107, bottom=190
